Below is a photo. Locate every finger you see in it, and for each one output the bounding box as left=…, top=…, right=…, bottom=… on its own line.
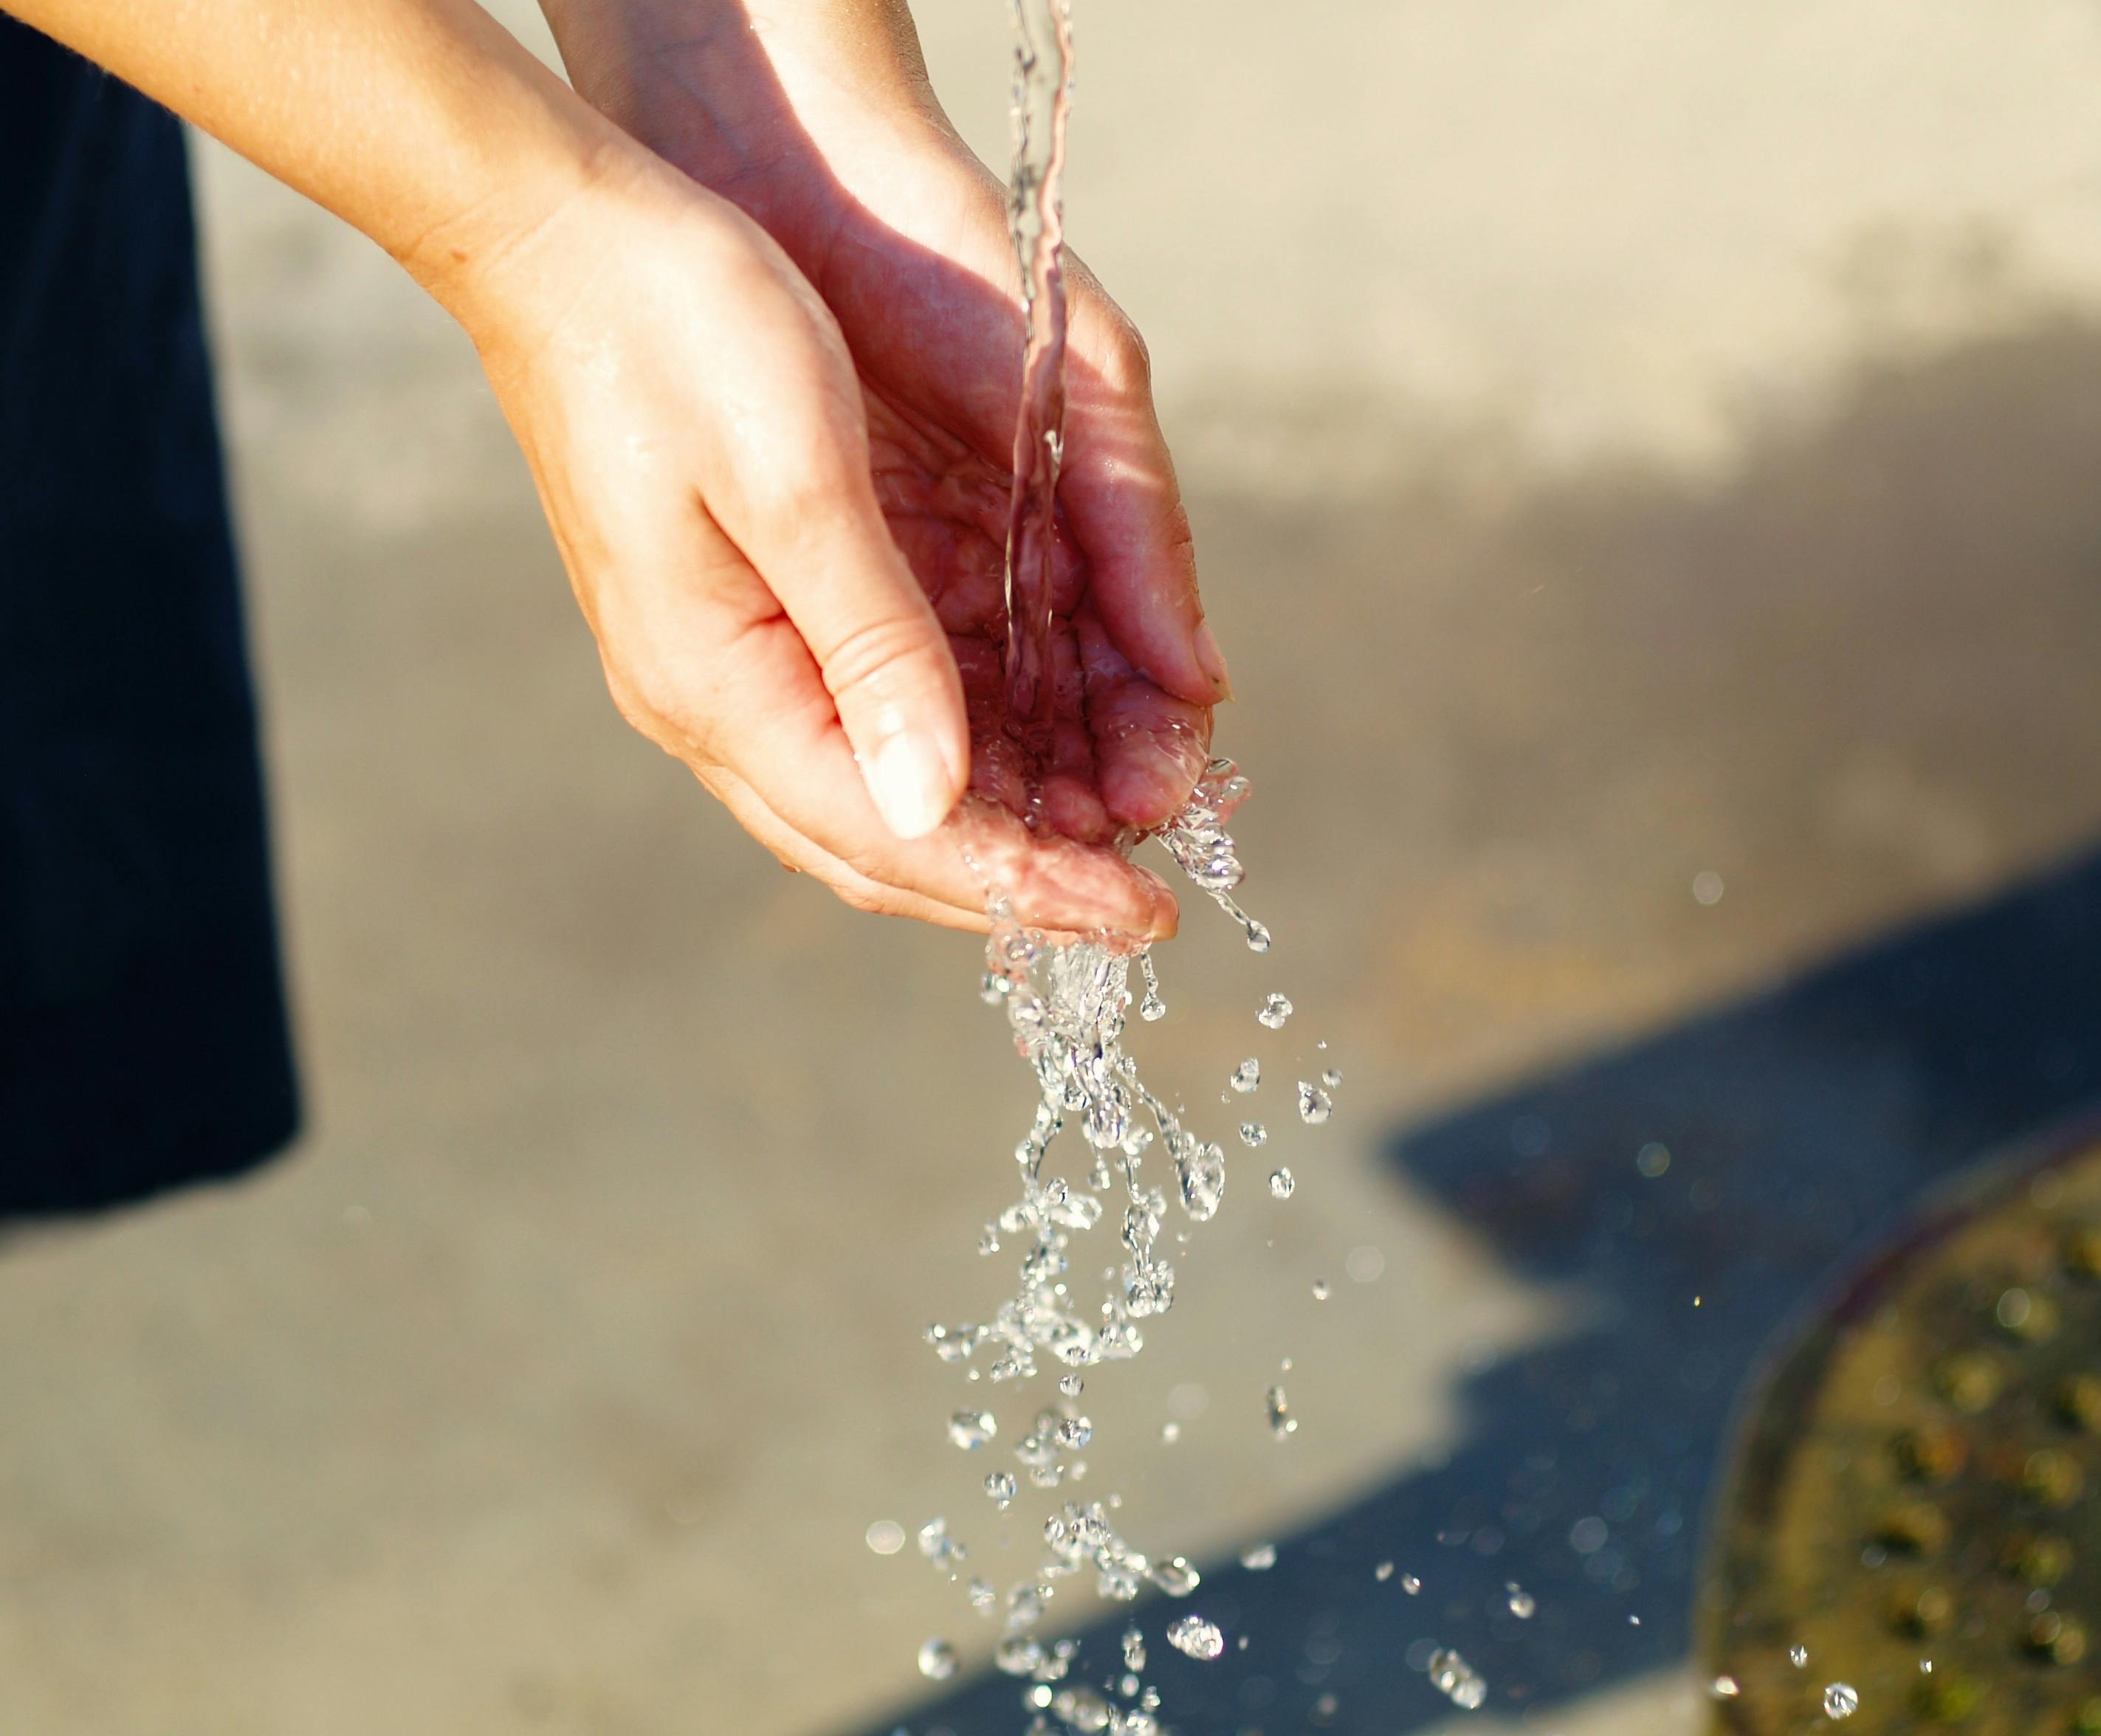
left=700, top=765, right=993, bottom=931
left=687, top=588, right=1178, bottom=937
left=1076, top=607, right=1212, bottom=828
left=1054, top=276, right=1232, bottom=710
left=698, top=292, right=972, bottom=842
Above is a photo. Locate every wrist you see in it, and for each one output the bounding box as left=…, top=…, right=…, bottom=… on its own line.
left=389, top=101, right=659, bottom=354
left=538, top=0, right=952, bottom=193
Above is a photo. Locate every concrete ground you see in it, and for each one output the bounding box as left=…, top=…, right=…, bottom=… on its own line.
left=7, top=3, right=2101, bottom=1732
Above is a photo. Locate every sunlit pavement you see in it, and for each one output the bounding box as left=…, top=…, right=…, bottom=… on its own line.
left=4, top=5, right=2101, bottom=1732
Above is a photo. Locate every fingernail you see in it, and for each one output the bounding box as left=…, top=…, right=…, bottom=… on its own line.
left=1136, top=866, right=1180, bottom=940
left=866, top=731, right=959, bottom=840
left=1193, top=620, right=1234, bottom=700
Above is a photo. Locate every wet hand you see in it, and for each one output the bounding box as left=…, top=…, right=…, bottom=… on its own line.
left=460, top=153, right=1171, bottom=934
left=539, top=0, right=1231, bottom=926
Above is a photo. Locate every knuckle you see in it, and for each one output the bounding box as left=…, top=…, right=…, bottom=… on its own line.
left=819, top=613, right=943, bottom=709
left=605, top=658, right=718, bottom=762
left=1104, top=317, right=1153, bottom=393
left=823, top=869, right=915, bottom=919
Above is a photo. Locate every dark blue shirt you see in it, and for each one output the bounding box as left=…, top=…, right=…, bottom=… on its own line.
left=0, top=18, right=298, bottom=1209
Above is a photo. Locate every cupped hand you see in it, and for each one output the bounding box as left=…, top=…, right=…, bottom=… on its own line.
left=539, top=0, right=1231, bottom=926
left=458, top=149, right=1173, bottom=934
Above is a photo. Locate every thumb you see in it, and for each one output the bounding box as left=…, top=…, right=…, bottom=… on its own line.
left=720, top=451, right=970, bottom=842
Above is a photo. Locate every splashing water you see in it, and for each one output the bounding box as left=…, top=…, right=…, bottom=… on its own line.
left=1165, top=1615, right=1225, bottom=1661
left=950, top=1409, right=998, bottom=1450
left=899, top=0, right=1347, bottom=1718
left=1428, top=1648, right=1488, bottom=1710
left=1265, top=1384, right=1295, bottom=1438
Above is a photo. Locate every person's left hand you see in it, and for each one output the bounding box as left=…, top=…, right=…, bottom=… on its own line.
left=540, top=0, right=1233, bottom=922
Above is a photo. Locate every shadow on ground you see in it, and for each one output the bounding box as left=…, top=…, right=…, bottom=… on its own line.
left=862, top=850, right=2101, bottom=1735
left=858, top=316, right=2101, bottom=1735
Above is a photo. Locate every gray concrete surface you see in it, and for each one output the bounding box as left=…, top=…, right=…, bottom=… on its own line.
left=7, top=4, right=2101, bottom=1732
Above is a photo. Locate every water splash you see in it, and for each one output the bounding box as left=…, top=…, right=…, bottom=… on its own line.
left=1165, top=1615, right=1225, bottom=1661
left=1428, top=1648, right=1488, bottom=1710
left=1264, top=1384, right=1295, bottom=1438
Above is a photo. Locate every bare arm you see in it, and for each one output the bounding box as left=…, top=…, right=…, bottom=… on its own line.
left=7, top=0, right=608, bottom=326
left=4, top=0, right=1176, bottom=932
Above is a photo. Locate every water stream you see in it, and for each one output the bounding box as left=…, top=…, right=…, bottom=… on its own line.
left=897, top=7, right=1344, bottom=1731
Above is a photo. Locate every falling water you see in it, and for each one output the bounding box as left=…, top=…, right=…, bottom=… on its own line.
left=1000, top=0, right=1075, bottom=741
left=896, top=4, right=1357, bottom=1729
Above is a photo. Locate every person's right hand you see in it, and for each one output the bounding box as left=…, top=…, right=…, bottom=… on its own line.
left=443, top=150, right=1177, bottom=935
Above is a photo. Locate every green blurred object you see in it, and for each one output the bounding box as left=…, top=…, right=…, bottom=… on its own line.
left=1702, top=1127, right=2101, bottom=1733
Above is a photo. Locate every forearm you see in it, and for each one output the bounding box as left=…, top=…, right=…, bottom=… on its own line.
left=534, top=0, right=946, bottom=186
left=7, top=0, right=635, bottom=328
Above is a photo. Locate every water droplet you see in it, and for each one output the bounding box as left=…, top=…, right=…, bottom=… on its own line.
left=917, top=1518, right=966, bottom=1569
left=1374, top=1560, right=1394, bottom=1581
left=1150, top=1556, right=1200, bottom=1596
left=1160, top=1420, right=1180, bottom=1444
left=1823, top=1683, right=1860, bottom=1720
left=1296, top=1081, right=1333, bottom=1125
left=1239, top=1122, right=1267, bottom=1148
left=1789, top=1644, right=1809, bottom=1668
left=1137, top=951, right=1166, bottom=1021
left=985, top=1471, right=1017, bottom=1508
left=1428, top=1648, right=1487, bottom=1709
left=1321, top=1067, right=1342, bottom=1089
left=1403, top=1572, right=1423, bottom=1595
left=1121, top=1626, right=1146, bottom=1672
left=966, top=1576, right=994, bottom=1611
left=1165, top=1615, right=1225, bottom=1661
left=918, top=1638, right=958, bottom=1680
left=1243, top=919, right=1272, bottom=954
left=994, top=1636, right=1045, bottom=1676
left=864, top=1520, right=905, bottom=1555
left=1056, top=1416, right=1093, bottom=1449
left=949, top=1410, right=997, bottom=1450
left=1636, top=1141, right=1671, bottom=1177
left=1257, top=993, right=1293, bottom=1030
left=1265, top=1385, right=1296, bottom=1437
left=1709, top=1675, right=1740, bottom=1700
left=1240, top=1542, right=1277, bottom=1570
left=1268, top=1167, right=1296, bottom=1199
left=1312, top=1278, right=1330, bottom=1300
left=1505, top=1582, right=1536, bottom=1619
left=1230, top=1058, right=1261, bottom=1094
left=1175, top=1143, right=1226, bottom=1222
left=1053, top=1685, right=1115, bottom=1731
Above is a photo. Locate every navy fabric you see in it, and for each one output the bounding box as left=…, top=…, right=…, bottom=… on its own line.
left=0, top=18, right=298, bottom=1209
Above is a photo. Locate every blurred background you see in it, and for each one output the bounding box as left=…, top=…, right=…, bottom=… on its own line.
left=5, top=1, right=2101, bottom=1731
